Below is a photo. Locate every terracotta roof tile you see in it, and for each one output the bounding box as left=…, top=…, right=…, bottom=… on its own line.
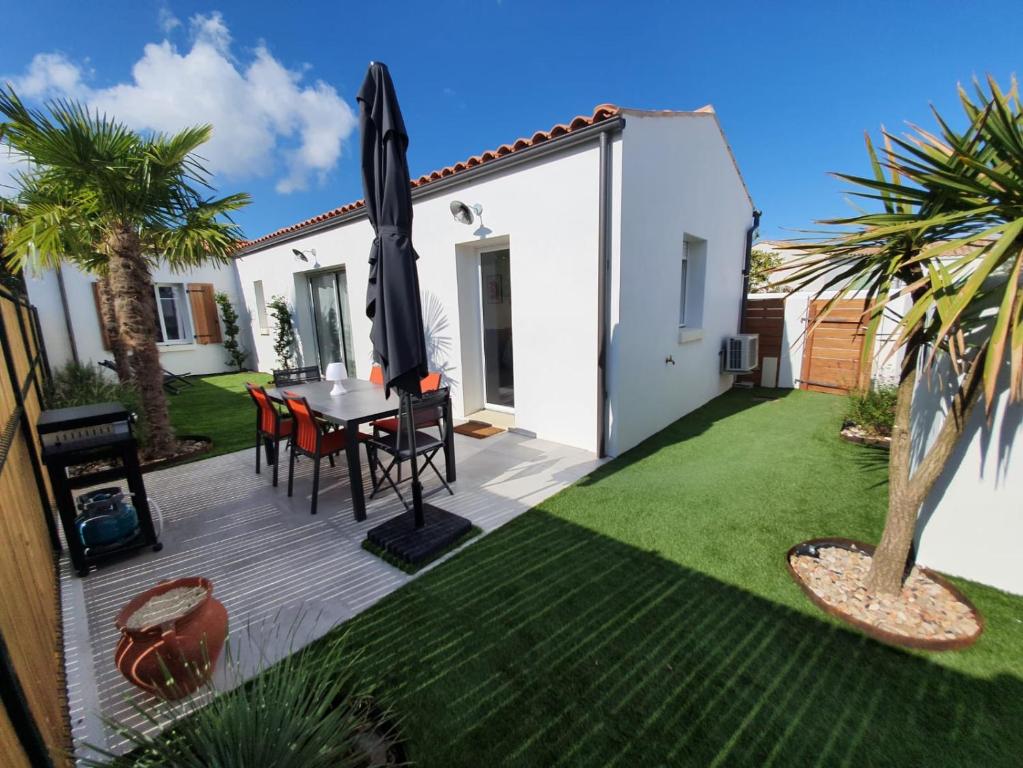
left=240, top=103, right=622, bottom=251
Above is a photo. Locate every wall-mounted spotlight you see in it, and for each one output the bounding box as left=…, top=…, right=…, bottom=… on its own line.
left=449, top=200, right=483, bottom=226
left=293, top=248, right=316, bottom=263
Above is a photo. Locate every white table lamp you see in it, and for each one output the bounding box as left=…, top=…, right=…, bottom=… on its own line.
left=325, top=362, right=347, bottom=396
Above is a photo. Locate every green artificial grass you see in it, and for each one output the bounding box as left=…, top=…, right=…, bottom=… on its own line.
left=167, top=371, right=272, bottom=458
left=306, top=388, right=1023, bottom=767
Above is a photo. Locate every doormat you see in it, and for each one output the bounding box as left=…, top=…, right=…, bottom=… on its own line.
left=453, top=420, right=504, bottom=439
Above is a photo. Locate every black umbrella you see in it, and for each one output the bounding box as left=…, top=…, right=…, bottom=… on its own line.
left=358, top=61, right=435, bottom=530
left=359, top=61, right=428, bottom=399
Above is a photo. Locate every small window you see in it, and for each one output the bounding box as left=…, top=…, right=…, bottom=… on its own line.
left=254, top=280, right=269, bottom=335
left=679, top=241, right=689, bottom=327
left=679, top=235, right=707, bottom=330
left=153, top=284, right=192, bottom=344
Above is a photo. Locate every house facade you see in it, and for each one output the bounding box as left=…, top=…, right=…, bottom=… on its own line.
left=233, top=104, right=755, bottom=456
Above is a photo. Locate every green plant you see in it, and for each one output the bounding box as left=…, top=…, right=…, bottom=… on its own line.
left=83, top=634, right=397, bottom=768
left=845, top=385, right=897, bottom=437
left=749, top=248, right=785, bottom=293
left=781, top=76, right=1023, bottom=594
left=214, top=291, right=247, bottom=371
left=0, top=87, right=250, bottom=457
left=268, top=295, right=298, bottom=368
left=45, top=362, right=149, bottom=449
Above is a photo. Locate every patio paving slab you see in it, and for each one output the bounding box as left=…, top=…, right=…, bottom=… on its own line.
left=59, top=430, right=601, bottom=761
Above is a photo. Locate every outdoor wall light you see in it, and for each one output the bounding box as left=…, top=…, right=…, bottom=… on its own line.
left=449, top=200, right=483, bottom=226
left=293, top=248, right=316, bottom=263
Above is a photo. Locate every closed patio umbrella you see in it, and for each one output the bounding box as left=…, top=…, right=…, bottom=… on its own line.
left=358, top=62, right=468, bottom=551
left=359, top=61, right=427, bottom=398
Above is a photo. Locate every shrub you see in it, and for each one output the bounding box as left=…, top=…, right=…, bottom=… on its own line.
left=267, top=295, right=298, bottom=369
left=845, top=385, right=898, bottom=437
left=214, top=291, right=247, bottom=371
left=45, top=362, right=149, bottom=448
left=83, top=634, right=397, bottom=768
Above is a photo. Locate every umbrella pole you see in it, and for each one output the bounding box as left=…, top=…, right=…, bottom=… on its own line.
left=404, top=390, right=426, bottom=528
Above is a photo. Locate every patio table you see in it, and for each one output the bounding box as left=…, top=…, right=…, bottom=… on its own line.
left=264, top=379, right=456, bottom=521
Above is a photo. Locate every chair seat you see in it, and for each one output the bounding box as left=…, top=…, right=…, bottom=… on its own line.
left=371, top=412, right=440, bottom=434
left=368, top=430, right=444, bottom=460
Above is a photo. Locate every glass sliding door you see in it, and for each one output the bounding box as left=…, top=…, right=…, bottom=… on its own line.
left=480, top=249, right=514, bottom=409
left=308, top=270, right=356, bottom=376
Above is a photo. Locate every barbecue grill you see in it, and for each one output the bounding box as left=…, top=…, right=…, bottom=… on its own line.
left=37, top=402, right=161, bottom=576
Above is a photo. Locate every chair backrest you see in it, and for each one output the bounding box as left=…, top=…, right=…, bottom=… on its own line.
left=246, top=384, right=281, bottom=435
left=369, top=365, right=384, bottom=385
left=273, top=366, right=322, bottom=388
left=281, top=393, right=322, bottom=453
left=397, top=387, right=450, bottom=450
left=421, top=372, right=442, bottom=392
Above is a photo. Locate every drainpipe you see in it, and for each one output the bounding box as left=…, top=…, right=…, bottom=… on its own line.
left=737, top=209, right=762, bottom=332
left=596, top=130, right=613, bottom=458
left=55, top=264, right=79, bottom=365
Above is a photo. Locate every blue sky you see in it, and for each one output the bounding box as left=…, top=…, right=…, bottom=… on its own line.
left=1, top=1, right=1019, bottom=241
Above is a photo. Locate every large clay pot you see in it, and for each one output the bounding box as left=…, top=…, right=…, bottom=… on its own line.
left=114, top=576, right=228, bottom=700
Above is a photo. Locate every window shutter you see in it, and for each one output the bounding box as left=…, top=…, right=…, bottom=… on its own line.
left=91, top=282, right=112, bottom=350
left=187, top=283, right=223, bottom=344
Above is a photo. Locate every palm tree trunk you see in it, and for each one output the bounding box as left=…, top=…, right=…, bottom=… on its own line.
left=866, top=335, right=985, bottom=595
left=96, top=276, right=131, bottom=382
left=105, top=224, right=176, bottom=457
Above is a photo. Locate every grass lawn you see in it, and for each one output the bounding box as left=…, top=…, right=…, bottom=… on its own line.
left=306, top=388, right=1022, bottom=766
left=167, top=371, right=271, bottom=458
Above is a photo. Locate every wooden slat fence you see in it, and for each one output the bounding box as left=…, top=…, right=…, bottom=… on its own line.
left=800, top=299, right=872, bottom=394
left=741, top=296, right=785, bottom=386
left=0, top=286, right=70, bottom=767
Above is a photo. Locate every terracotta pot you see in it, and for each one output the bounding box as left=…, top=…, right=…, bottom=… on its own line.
left=114, top=576, right=228, bottom=699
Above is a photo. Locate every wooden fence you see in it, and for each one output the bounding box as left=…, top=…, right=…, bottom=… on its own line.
left=0, top=286, right=70, bottom=767
left=741, top=296, right=786, bottom=386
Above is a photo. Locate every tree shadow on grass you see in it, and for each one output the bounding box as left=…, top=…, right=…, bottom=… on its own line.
left=335, top=510, right=1021, bottom=768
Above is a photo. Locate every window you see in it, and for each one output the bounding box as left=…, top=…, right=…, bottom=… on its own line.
left=254, top=280, right=269, bottom=335
left=679, top=235, right=707, bottom=330
left=679, top=240, right=689, bottom=327
left=153, top=283, right=192, bottom=344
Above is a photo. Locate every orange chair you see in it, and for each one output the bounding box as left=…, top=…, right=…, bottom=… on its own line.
left=282, top=392, right=364, bottom=515
left=371, top=372, right=443, bottom=435
left=246, top=384, right=293, bottom=487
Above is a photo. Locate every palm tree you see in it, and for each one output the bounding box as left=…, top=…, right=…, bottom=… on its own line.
left=786, top=77, right=1023, bottom=595
left=0, top=87, right=250, bottom=457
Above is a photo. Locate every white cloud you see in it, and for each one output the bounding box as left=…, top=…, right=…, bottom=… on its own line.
left=8, top=52, right=89, bottom=99
left=2, top=12, right=356, bottom=194
left=158, top=7, right=181, bottom=34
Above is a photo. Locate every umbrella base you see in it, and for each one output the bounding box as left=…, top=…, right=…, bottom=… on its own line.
left=365, top=504, right=472, bottom=566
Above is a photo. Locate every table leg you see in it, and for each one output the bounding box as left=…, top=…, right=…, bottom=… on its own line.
left=345, top=420, right=367, bottom=521
left=444, top=399, right=456, bottom=482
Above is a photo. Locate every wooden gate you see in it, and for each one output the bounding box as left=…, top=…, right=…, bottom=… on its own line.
left=742, top=296, right=785, bottom=386
left=800, top=299, right=872, bottom=394
left=0, top=286, right=70, bottom=767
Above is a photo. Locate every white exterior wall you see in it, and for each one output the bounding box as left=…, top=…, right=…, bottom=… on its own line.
left=234, top=142, right=605, bottom=453
left=607, top=112, right=753, bottom=455
left=913, top=362, right=1023, bottom=595
left=25, top=261, right=246, bottom=376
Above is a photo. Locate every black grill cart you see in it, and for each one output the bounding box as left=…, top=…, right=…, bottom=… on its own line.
left=37, top=402, right=161, bottom=576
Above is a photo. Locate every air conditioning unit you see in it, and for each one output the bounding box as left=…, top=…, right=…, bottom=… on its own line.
left=723, top=334, right=759, bottom=373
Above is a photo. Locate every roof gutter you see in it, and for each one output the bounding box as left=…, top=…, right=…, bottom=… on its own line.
left=235, top=116, right=627, bottom=257
left=737, top=208, right=762, bottom=332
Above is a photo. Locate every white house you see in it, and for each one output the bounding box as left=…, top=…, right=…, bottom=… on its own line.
left=25, top=260, right=248, bottom=377
left=232, top=104, right=756, bottom=457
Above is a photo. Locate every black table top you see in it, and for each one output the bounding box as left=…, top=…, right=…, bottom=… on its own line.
left=264, top=379, right=399, bottom=424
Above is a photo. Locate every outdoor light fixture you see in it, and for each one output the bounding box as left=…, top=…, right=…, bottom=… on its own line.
left=449, top=200, right=483, bottom=226
left=293, top=248, right=316, bottom=263
left=325, top=362, right=347, bottom=396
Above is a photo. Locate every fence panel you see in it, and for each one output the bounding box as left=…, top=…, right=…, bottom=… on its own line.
left=0, top=287, right=69, bottom=767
